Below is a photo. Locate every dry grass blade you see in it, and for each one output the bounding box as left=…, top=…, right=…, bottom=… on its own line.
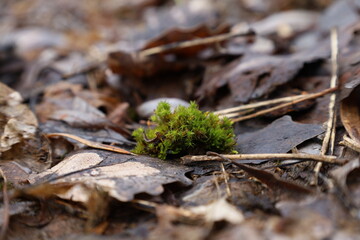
left=340, top=135, right=360, bottom=153
left=230, top=87, right=337, bottom=122
left=220, top=163, right=232, bottom=199
left=214, top=94, right=307, bottom=115
left=314, top=27, right=339, bottom=183
left=45, top=133, right=134, bottom=155
left=139, top=30, right=255, bottom=58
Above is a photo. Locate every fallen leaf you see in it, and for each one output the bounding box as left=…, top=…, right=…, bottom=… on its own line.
left=0, top=83, right=38, bottom=153
left=274, top=195, right=359, bottom=239
left=29, top=150, right=192, bottom=202
left=108, top=25, right=232, bottom=78
left=251, top=10, right=319, bottom=37
left=319, top=0, right=360, bottom=31
left=196, top=54, right=304, bottom=105
left=0, top=162, right=30, bottom=186
left=236, top=115, right=324, bottom=163
left=331, top=159, right=360, bottom=190
left=340, top=85, right=360, bottom=143
left=40, top=120, right=134, bottom=147
left=0, top=83, right=49, bottom=172
left=190, top=198, right=244, bottom=224
left=0, top=201, right=34, bottom=227
left=1, top=27, right=67, bottom=58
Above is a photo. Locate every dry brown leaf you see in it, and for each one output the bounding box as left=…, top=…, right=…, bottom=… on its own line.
left=29, top=150, right=192, bottom=202
left=0, top=83, right=38, bottom=153
left=190, top=198, right=244, bottom=224
left=340, top=85, right=360, bottom=143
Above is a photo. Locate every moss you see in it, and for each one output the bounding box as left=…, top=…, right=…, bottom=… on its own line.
left=132, top=102, right=236, bottom=159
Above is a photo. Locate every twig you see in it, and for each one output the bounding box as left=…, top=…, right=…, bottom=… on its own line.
left=340, top=135, right=360, bottom=153
left=131, top=199, right=157, bottom=213
left=314, top=28, right=339, bottom=183
left=214, top=93, right=307, bottom=115
left=218, top=109, right=253, bottom=119
left=181, top=152, right=341, bottom=165
left=0, top=168, right=9, bottom=240
left=138, top=30, right=255, bottom=58
left=213, top=174, right=222, bottom=199
left=220, top=163, right=232, bottom=199
left=45, top=133, right=134, bottom=155
left=207, top=152, right=314, bottom=194
left=231, top=87, right=337, bottom=122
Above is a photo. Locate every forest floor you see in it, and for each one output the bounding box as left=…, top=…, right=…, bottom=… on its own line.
left=1, top=0, right=360, bottom=239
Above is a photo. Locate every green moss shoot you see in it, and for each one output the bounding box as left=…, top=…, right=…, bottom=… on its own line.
left=132, top=102, right=236, bottom=159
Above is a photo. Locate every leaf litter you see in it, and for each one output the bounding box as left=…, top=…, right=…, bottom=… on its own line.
left=1, top=0, right=360, bottom=239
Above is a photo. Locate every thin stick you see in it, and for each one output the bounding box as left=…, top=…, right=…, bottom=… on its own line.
left=131, top=199, right=157, bottom=213
left=45, top=133, right=135, bottom=155
left=181, top=153, right=341, bottom=165
left=213, top=174, right=222, bottom=199
left=218, top=109, right=253, bottom=118
left=214, top=94, right=306, bottom=115
left=0, top=168, right=9, bottom=240
left=231, top=87, right=337, bottom=122
left=139, top=30, right=255, bottom=58
left=220, top=163, right=232, bottom=199
left=314, top=28, right=339, bottom=182
left=340, top=135, right=360, bottom=153
left=208, top=152, right=314, bottom=194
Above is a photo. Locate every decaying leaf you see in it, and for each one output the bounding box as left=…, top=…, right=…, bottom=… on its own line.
left=29, top=150, right=192, bottom=202
left=0, top=82, right=38, bottom=153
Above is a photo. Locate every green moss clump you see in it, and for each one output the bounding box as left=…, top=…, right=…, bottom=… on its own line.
left=132, top=102, right=236, bottom=159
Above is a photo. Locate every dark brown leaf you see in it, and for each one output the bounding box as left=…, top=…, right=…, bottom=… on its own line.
left=196, top=54, right=304, bottom=105
left=236, top=115, right=324, bottom=163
